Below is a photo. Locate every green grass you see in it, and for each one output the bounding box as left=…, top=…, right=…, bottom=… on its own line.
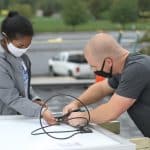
left=124, top=19, right=150, bottom=30
left=31, top=17, right=72, bottom=32
left=75, top=20, right=122, bottom=31
left=1, top=16, right=150, bottom=33
left=32, top=17, right=150, bottom=32
left=31, top=17, right=125, bottom=32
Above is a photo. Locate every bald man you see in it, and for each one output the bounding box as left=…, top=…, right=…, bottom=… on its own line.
left=63, top=33, right=150, bottom=137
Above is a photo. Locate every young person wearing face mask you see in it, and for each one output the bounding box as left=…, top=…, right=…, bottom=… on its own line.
left=63, top=33, right=150, bottom=137
left=0, top=11, right=56, bottom=124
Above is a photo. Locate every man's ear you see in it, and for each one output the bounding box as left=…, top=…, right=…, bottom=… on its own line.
left=106, top=57, right=113, bottom=66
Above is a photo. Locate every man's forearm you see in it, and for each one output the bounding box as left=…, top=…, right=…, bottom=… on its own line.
left=89, top=103, right=117, bottom=124
left=76, top=82, right=107, bottom=107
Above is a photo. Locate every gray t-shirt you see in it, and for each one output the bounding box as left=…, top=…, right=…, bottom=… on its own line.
left=108, top=53, right=150, bottom=137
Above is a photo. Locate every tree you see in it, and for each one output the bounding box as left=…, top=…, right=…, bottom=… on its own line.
left=36, top=0, right=62, bottom=16
left=87, top=0, right=112, bottom=20
left=9, top=3, right=33, bottom=18
left=138, top=0, right=150, bottom=18
left=138, top=0, right=150, bottom=12
left=62, top=0, right=90, bottom=27
left=110, top=0, right=138, bottom=25
left=0, top=0, right=9, bottom=9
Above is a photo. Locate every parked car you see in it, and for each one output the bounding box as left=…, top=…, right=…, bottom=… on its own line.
left=48, top=51, right=94, bottom=78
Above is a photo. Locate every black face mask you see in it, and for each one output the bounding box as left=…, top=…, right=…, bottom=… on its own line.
left=94, top=59, right=112, bottom=78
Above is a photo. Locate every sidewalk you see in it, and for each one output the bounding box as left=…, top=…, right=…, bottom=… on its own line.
left=31, top=76, right=94, bottom=86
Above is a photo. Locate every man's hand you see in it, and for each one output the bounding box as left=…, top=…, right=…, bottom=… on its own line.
left=67, top=111, right=88, bottom=127
left=42, top=109, right=56, bottom=125
left=63, top=101, right=80, bottom=115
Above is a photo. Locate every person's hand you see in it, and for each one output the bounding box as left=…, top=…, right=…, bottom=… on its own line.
left=42, top=109, right=56, bottom=125
left=63, top=101, right=80, bottom=115
left=33, top=99, right=48, bottom=108
left=67, top=111, right=88, bottom=127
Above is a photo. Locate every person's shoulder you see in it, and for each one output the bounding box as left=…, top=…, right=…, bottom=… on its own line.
left=126, top=53, right=149, bottom=67
left=0, top=43, right=5, bottom=55
left=0, top=52, right=6, bottom=61
left=128, top=52, right=149, bottom=60
left=0, top=52, right=8, bottom=71
left=122, top=53, right=150, bottom=80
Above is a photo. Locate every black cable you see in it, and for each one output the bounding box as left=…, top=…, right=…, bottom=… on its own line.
left=31, top=94, right=92, bottom=140
left=31, top=117, right=88, bottom=135
left=44, top=94, right=91, bottom=123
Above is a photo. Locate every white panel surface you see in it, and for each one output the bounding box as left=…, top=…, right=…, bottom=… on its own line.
left=0, top=116, right=135, bottom=150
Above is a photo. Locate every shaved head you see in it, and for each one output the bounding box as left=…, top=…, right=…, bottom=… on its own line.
left=84, top=33, right=127, bottom=65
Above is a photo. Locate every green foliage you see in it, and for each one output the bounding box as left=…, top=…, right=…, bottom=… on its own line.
left=87, top=0, right=112, bottom=20
left=101, top=11, right=111, bottom=20
left=0, top=1, right=3, bottom=9
left=140, top=46, right=150, bottom=56
left=0, top=0, right=9, bottom=9
left=110, top=0, right=138, bottom=24
left=139, top=31, right=150, bottom=56
left=138, top=0, right=150, bottom=19
left=140, top=31, right=150, bottom=42
left=36, top=0, right=62, bottom=16
left=10, top=0, right=34, bottom=7
left=9, top=3, right=33, bottom=18
left=62, top=0, right=90, bottom=26
left=138, top=0, right=150, bottom=12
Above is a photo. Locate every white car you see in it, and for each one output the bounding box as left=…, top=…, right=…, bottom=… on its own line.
left=48, top=51, right=94, bottom=78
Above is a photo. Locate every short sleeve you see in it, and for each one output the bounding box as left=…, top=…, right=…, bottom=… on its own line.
left=108, top=74, right=120, bottom=89
left=116, top=63, right=148, bottom=99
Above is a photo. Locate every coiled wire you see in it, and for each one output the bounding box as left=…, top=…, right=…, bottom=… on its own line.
left=31, top=94, right=92, bottom=140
